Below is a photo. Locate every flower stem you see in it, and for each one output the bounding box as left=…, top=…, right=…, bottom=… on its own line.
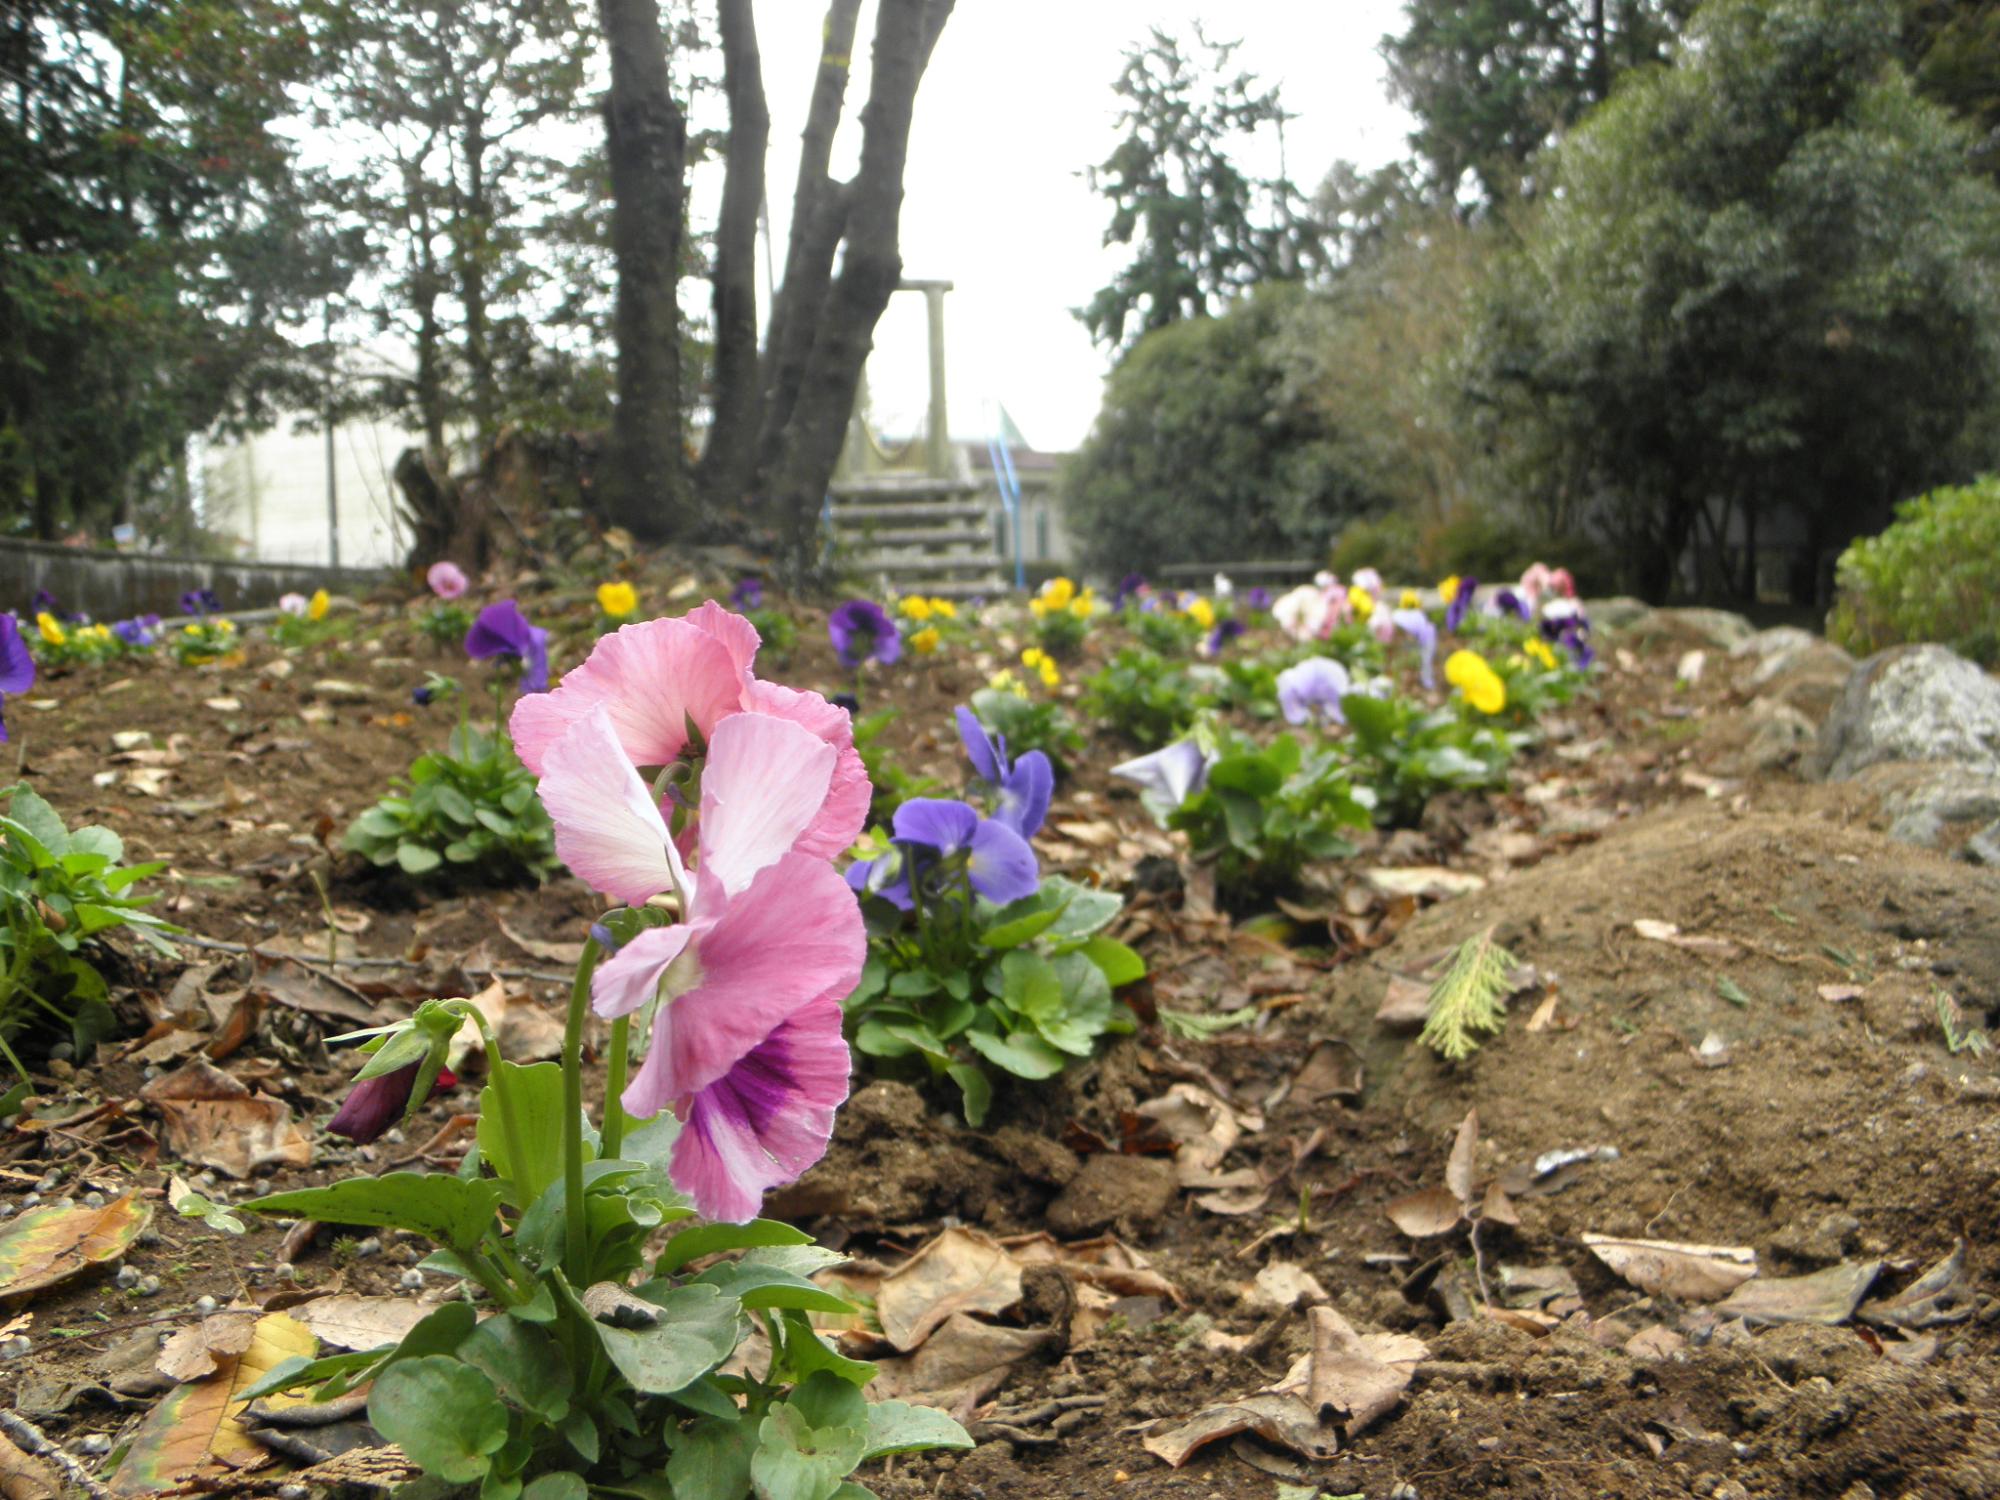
left=562, top=935, right=604, bottom=1285
left=602, top=1016, right=631, bottom=1158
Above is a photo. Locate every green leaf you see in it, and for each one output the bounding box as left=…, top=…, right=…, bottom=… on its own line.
left=1038, top=876, right=1123, bottom=940
left=520, top=1476, right=586, bottom=1500
left=886, top=969, right=940, bottom=999
left=459, top=1316, right=571, bottom=1421
left=689, top=1261, right=854, bottom=1315
left=397, top=842, right=444, bottom=875
left=656, top=1218, right=811, bottom=1276
left=861, top=1400, right=975, bottom=1460
left=750, top=1373, right=869, bottom=1500
left=237, top=1174, right=504, bottom=1252
left=478, top=1061, right=567, bottom=1208
left=368, top=1356, right=509, bottom=1484
left=1078, top=935, right=1146, bottom=988
left=666, top=1418, right=754, bottom=1500
left=963, top=1028, right=1068, bottom=1080
left=6, top=790, right=71, bottom=858
left=946, top=1064, right=991, bottom=1127
left=576, top=1281, right=744, bottom=1396
left=561, top=1410, right=600, bottom=1464
left=775, top=1314, right=877, bottom=1388
left=996, top=950, right=1064, bottom=1023
left=978, top=889, right=1067, bottom=949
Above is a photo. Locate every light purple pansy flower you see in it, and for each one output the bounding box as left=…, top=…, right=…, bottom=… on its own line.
left=1391, top=608, right=1438, bottom=690
left=0, top=615, right=34, bottom=742
left=955, top=706, right=1052, bottom=839
left=1276, top=657, right=1353, bottom=727
left=1111, top=739, right=1214, bottom=816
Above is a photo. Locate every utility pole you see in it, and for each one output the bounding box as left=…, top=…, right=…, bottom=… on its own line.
left=323, top=299, right=341, bottom=569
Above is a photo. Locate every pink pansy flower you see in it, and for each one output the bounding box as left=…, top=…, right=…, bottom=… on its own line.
left=1518, top=562, right=1555, bottom=609
left=427, top=561, right=469, bottom=600
left=533, top=703, right=863, bottom=1222
left=511, top=601, right=865, bottom=862
left=1547, top=567, right=1577, bottom=599
left=1351, top=567, right=1385, bottom=597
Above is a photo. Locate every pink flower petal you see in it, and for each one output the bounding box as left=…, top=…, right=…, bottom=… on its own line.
left=664, top=999, right=849, bottom=1222
left=536, top=705, right=684, bottom=906
left=737, top=681, right=869, bottom=859
left=635, top=853, right=862, bottom=1107
left=684, top=600, right=761, bottom=679
left=510, top=616, right=753, bottom=776
left=697, top=712, right=836, bottom=897
left=591, top=924, right=697, bottom=1019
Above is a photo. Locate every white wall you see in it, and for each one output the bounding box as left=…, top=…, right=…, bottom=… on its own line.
left=202, top=415, right=423, bottom=569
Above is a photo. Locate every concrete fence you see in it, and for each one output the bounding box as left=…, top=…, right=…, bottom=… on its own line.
left=0, top=537, right=390, bottom=622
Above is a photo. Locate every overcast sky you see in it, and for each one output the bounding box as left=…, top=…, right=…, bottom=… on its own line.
left=744, top=1, right=1414, bottom=454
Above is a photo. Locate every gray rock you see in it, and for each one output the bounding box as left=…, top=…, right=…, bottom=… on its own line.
left=1966, top=822, right=2000, bottom=868
left=1582, top=596, right=1653, bottom=631
left=1806, top=645, right=2000, bottom=781
left=1740, top=703, right=1818, bottom=772
left=1750, top=642, right=1856, bottom=723
left=1617, top=606, right=1756, bottom=652
left=1749, top=641, right=1853, bottom=690
left=1732, top=625, right=1818, bottom=659
left=1853, top=762, right=2000, bottom=850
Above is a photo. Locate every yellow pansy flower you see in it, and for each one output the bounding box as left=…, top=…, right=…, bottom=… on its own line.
left=1021, top=647, right=1061, bottom=688
left=898, top=595, right=933, bottom=622
left=1040, top=577, right=1075, bottom=610
left=1184, top=596, right=1215, bottom=629
left=36, top=612, right=64, bottom=645
left=988, top=668, right=1029, bottom=698
left=1523, top=637, right=1558, bottom=670
left=1446, top=649, right=1507, bottom=715
left=910, top=626, right=940, bottom=655
left=596, top=580, right=638, bottom=618
left=1069, top=588, right=1096, bottom=620
left=1400, top=588, right=1420, bottom=609
left=1438, top=575, right=1461, bottom=605
left=1348, top=585, right=1375, bottom=620
left=928, top=597, right=958, bottom=619
left=308, top=588, right=330, bottom=621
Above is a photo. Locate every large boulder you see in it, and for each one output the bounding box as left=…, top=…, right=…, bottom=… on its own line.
left=1806, top=645, right=2000, bottom=781
left=1614, top=606, right=1756, bottom=653
left=1731, top=625, right=1818, bottom=660
left=1747, top=641, right=1855, bottom=723
left=1853, top=762, right=2000, bottom=852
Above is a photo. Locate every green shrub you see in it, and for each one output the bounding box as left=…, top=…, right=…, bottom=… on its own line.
left=0, top=786, right=177, bottom=1072
left=344, top=724, right=556, bottom=883
left=1829, top=476, right=2000, bottom=665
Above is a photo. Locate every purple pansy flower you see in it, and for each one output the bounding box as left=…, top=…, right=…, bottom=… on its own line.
left=1110, top=572, right=1148, bottom=612
left=179, top=588, right=223, bottom=617
left=1206, top=618, right=1247, bottom=656
left=1391, top=608, right=1438, bottom=690
left=828, top=600, right=900, bottom=668
left=1276, top=657, right=1353, bottom=727
left=731, top=576, right=765, bottom=611
left=1244, top=586, right=1272, bottom=613
left=111, top=615, right=160, bottom=648
left=1486, top=588, right=1531, bottom=622
left=848, top=795, right=1040, bottom=910
left=30, top=590, right=58, bottom=616
left=465, top=599, right=550, bottom=693
left=1445, top=577, right=1478, bottom=635
left=0, top=616, right=36, bottom=742
left=955, top=705, right=1052, bottom=838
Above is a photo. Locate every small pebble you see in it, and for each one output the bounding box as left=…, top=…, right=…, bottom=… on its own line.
left=195, top=1295, right=219, bottom=1315
left=143, top=1065, right=161, bottom=1081
left=82, top=1190, right=105, bottom=1208
left=47, top=1042, right=73, bottom=1062
left=382, top=1128, right=406, bottom=1145
left=135, top=1274, right=162, bottom=1297
left=279, top=1486, right=311, bottom=1500
left=35, top=1172, right=59, bottom=1192
left=0, top=1335, right=31, bottom=1360
left=272, top=1263, right=298, bottom=1282
left=116, top=1266, right=141, bottom=1288
left=75, top=1435, right=112, bottom=1456
left=354, top=1236, right=383, bottom=1258
left=399, top=1269, right=426, bottom=1289
left=20, top=1192, right=41, bottom=1210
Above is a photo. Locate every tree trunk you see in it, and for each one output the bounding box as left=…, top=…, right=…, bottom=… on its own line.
left=458, top=114, right=498, bottom=452
left=754, top=0, right=864, bottom=464
left=598, top=0, right=693, bottom=540
left=1587, top=0, right=1610, bottom=102
left=761, top=0, right=954, bottom=575
left=694, top=0, right=771, bottom=517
